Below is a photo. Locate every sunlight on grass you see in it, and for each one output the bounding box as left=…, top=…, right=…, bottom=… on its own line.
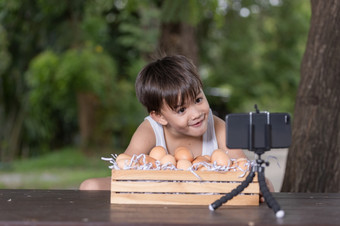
left=0, top=148, right=116, bottom=189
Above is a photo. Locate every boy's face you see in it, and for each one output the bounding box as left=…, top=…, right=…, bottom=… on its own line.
left=158, top=91, right=210, bottom=138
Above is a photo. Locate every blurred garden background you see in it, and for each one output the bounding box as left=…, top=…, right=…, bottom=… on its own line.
left=0, top=0, right=310, bottom=189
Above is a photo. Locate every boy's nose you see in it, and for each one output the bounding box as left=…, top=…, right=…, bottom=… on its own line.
left=190, top=106, right=201, bottom=119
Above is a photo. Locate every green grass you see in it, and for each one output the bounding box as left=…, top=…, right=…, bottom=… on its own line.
left=0, top=148, right=117, bottom=189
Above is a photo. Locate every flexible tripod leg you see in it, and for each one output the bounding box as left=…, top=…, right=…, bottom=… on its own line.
left=258, top=167, right=285, bottom=218
left=209, top=169, right=256, bottom=211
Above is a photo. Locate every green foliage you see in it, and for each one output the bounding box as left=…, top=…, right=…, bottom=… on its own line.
left=0, top=0, right=311, bottom=161
left=12, top=148, right=91, bottom=171
left=110, top=58, right=148, bottom=147
left=116, top=1, right=160, bottom=54
left=0, top=147, right=112, bottom=189
left=25, top=44, right=120, bottom=151
left=56, top=44, right=117, bottom=96
left=25, top=51, right=60, bottom=147
left=200, top=0, right=311, bottom=114
left=160, top=0, right=225, bottom=27
left=161, top=0, right=201, bottom=25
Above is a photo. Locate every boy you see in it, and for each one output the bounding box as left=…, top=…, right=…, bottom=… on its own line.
left=80, top=55, right=247, bottom=190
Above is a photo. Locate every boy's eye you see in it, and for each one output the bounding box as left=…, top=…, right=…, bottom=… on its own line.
left=195, top=97, right=203, bottom=103
left=177, top=107, right=186, bottom=114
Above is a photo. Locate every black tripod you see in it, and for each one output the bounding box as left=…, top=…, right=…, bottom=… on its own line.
left=209, top=106, right=287, bottom=218
left=209, top=152, right=285, bottom=218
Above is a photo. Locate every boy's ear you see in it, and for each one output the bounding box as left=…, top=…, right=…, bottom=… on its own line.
left=150, top=111, right=168, bottom=126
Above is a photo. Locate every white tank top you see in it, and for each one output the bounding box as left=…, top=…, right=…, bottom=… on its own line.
left=145, top=109, right=218, bottom=156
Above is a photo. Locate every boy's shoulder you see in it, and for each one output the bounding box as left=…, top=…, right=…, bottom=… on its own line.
left=124, top=118, right=156, bottom=156
left=213, top=115, right=227, bottom=149
left=137, top=118, right=154, bottom=133
left=213, top=115, right=225, bottom=128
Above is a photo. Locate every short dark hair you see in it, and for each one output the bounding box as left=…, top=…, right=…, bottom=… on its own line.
left=135, top=55, right=203, bottom=113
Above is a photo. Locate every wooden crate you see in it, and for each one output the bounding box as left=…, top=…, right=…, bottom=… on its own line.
left=111, top=170, right=259, bottom=206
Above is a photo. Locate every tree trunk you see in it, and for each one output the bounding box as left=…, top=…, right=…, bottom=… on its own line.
left=76, top=92, right=100, bottom=150
left=158, top=22, right=199, bottom=66
left=0, top=108, right=24, bottom=162
left=281, top=0, right=340, bottom=192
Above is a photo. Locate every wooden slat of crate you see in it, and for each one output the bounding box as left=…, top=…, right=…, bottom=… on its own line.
left=111, top=193, right=259, bottom=206
left=112, top=169, right=258, bottom=182
left=111, top=181, right=259, bottom=193
left=111, top=170, right=259, bottom=206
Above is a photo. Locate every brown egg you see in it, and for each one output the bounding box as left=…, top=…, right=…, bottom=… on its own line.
left=149, top=146, right=167, bottom=160
left=116, top=153, right=131, bottom=162
left=203, top=155, right=211, bottom=161
left=138, top=155, right=157, bottom=168
left=192, top=156, right=210, bottom=170
left=211, top=149, right=231, bottom=167
left=198, top=166, right=209, bottom=171
left=176, top=159, right=192, bottom=170
left=160, top=154, right=176, bottom=166
left=192, top=155, right=210, bottom=164
left=235, top=158, right=249, bottom=171
left=116, top=158, right=131, bottom=169
left=230, top=159, right=237, bottom=168
left=174, top=147, right=194, bottom=162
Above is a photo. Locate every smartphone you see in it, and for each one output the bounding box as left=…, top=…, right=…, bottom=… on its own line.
left=226, top=112, right=291, bottom=151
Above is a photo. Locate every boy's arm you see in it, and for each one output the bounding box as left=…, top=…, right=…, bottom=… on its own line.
left=213, top=115, right=246, bottom=159
left=79, top=120, right=156, bottom=191
left=124, top=119, right=156, bottom=156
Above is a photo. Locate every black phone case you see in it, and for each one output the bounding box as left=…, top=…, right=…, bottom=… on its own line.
left=226, top=113, right=291, bottom=150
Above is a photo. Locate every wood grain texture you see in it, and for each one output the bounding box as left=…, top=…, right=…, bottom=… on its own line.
left=111, top=169, right=259, bottom=205
left=1, top=190, right=340, bottom=225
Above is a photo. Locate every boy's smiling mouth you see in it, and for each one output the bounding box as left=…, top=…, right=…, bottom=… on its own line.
left=191, top=121, right=203, bottom=127
left=189, top=114, right=205, bottom=127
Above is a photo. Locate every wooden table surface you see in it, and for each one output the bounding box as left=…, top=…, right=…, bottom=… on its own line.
left=1, top=189, right=339, bottom=225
